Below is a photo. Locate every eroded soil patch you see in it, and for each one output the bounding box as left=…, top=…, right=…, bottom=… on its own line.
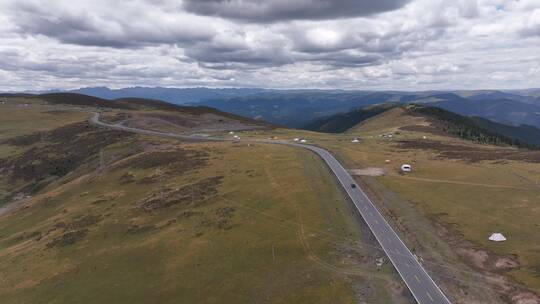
left=432, top=217, right=540, bottom=304
left=44, top=213, right=103, bottom=249
left=138, top=176, right=223, bottom=212
left=46, top=229, right=88, bottom=248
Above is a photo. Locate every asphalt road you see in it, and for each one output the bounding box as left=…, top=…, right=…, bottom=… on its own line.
left=90, top=113, right=452, bottom=304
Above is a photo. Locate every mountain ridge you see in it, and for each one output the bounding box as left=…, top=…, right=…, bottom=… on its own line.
left=305, top=103, right=540, bottom=148
left=6, top=87, right=540, bottom=131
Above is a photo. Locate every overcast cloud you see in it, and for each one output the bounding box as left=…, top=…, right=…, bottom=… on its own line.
left=182, top=0, right=411, bottom=22
left=0, top=0, right=539, bottom=91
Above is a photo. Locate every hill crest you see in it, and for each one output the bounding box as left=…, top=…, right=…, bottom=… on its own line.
left=305, top=104, right=540, bottom=149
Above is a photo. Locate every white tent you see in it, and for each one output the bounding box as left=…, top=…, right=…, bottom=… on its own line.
left=351, top=138, right=360, bottom=143
left=489, top=233, right=506, bottom=242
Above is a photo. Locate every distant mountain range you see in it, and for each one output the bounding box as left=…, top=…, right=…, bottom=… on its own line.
left=196, top=89, right=540, bottom=128
left=67, top=87, right=267, bottom=104
left=415, top=93, right=540, bottom=127
left=10, top=86, right=540, bottom=129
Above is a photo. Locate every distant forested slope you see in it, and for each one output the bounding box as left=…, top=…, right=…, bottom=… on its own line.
left=408, top=105, right=539, bottom=149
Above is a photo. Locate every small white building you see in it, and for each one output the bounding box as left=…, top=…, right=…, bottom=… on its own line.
left=300, top=139, right=307, bottom=143
left=233, top=135, right=240, bottom=140
left=351, top=138, right=360, bottom=143
left=488, top=233, right=506, bottom=242
left=229, top=131, right=235, bottom=135
left=293, top=138, right=300, bottom=142
left=401, top=164, right=412, bottom=172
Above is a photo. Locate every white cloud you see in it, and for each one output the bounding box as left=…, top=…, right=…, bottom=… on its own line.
left=304, top=28, right=344, bottom=51
left=0, top=0, right=538, bottom=90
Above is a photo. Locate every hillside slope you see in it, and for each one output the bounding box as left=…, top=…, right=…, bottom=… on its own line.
left=37, top=93, right=273, bottom=127
left=422, top=94, right=540, bottom=128
left=304, top=103, right=540, bottom=148
left=0, top=94, right=273, bottom=206
left=238, top=107, right=540, bottom=303
left=303, top=103, right=398, bottom=133
left=407, top=105, right=539, bottom=149
left=0, top=96, right=408, bottom=303
left=470, top=117, right=540, bottom=145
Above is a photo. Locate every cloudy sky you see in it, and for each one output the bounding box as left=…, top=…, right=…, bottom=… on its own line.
left=0, top=0, right=539, bottom=91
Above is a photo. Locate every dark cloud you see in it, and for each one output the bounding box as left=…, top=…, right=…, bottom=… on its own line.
left=186, top=43, right=293, bottom=68
left=8, top=1, right=216, bottom=48
left=519, top=11, right=540, bottom=38
left=183, top=0, right=411, bottom=22
left=307, top=51, right=383, bottom=67
left=0, top=48, right=114, bottom=77
left=521, top=28, right=540, bottom=37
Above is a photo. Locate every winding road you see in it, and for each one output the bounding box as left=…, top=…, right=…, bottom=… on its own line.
left=90, top=113, right=451, bottom=304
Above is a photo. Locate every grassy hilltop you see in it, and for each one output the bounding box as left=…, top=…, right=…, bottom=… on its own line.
left=0, top=95, right=410, bottom=303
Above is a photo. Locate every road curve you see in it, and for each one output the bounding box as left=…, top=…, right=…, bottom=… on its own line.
left=90, top=113, right=451, bottom=304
